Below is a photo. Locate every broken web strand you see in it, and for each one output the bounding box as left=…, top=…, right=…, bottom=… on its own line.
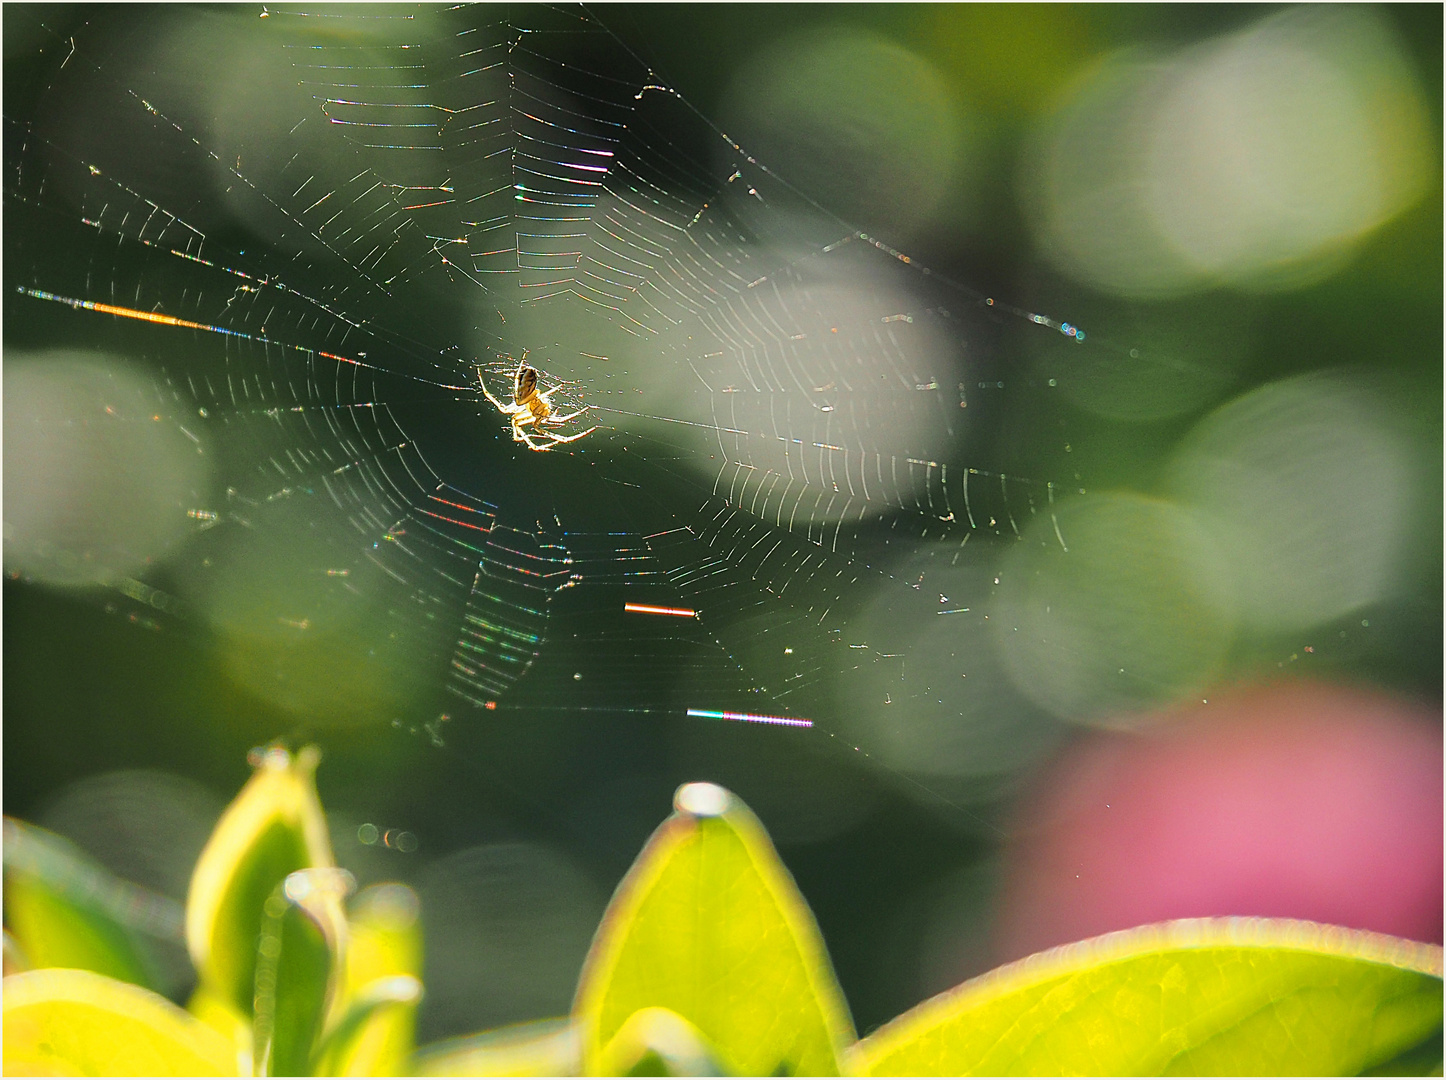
left=4, top=6, right=1093, bottom=832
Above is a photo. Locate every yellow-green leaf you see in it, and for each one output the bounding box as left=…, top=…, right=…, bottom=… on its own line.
left=187, top=744, right=333, bottom=1017
left=1359, top=1029, right=1444, bottom=1075
left=187, top=985, right=254, bottom=1075
left=315, top=883, right=424, bottom=1076
left=4, top=818, right=173, bottom=990
left=848, top=918, right=1445, bottom=1076
left=313, top=975, right=424, bottom=1077
left=3, top=968, right=239, bottom=1076
left=598, top=1006, right=729, bottom=1076
left=412, top=1019, right=581, bottom=1077
left=572, top=782, right=854, bottom=1076
left=253, top=868, right=352, bottom=1077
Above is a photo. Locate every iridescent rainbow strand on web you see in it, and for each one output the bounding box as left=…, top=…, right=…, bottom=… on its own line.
left=687, top=709, right=812, bottom=728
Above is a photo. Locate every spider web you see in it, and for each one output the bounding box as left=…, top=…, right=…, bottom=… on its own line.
left=5, top=4, right=1095, bottom=817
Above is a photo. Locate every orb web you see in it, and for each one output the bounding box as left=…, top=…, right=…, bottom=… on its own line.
left=5, top=4, right=1109, bottom=821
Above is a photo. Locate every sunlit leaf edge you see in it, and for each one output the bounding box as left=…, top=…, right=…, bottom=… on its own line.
left=847, top=917, right=1443, bottom=1075
left=185, top=744, right=333, bottom=1012
left=572, top=789, right=856, bottom=1076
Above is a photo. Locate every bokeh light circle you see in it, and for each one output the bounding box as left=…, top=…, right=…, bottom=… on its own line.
left=1168, top=371, right=1411, bottom=632
left=719, top=28, right=967, bottom=240
left=1023, top=6, right=1433, bottom=296
left=418, top=843, right=603, bottom=1040
left=833, top=557, right=1065, bottom=786
left=993, top=492, right=1235, bottom=726
left=4, top=351, right=214, bottom=589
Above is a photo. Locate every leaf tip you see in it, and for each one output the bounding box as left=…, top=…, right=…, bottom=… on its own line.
left=673, top=782, right=732, bottom=818
left=247, top=741, right=320, bottom=776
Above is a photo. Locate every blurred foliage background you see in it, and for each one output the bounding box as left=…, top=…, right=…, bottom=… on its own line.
left=4, top=2, right=1441, bottom=1041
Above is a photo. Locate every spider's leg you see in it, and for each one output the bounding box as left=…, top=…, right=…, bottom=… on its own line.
left=476, top=368, right=512, bottom=413
left=539, top=425, right=598, bottom=445
left=515, top=427, right=553, bottom=452
left=545, top=407, right=590, bottom=425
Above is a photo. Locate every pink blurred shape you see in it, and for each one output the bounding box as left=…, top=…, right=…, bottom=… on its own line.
left=994, top=681, right=1443, bottom=963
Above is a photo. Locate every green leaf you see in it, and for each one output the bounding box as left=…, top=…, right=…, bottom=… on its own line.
left=848, top=918, right=1445, bottom=1076
left=573, top=783, right=855, bottom=1077
left=312, top=976, right=424, bottom=1076
left=598, top=1007, right=730, bottom=1076
left=187, top=744, right=333, bottom=1017
left=4, top=818, right=176, bottom=991
left=314, top=883, right=424, bottom=1076
left=1359, top=1027, right=1443, bottom=1076
left=252, top=868, right=352, bottom=1078
left=3, top=968, right=239, bottom=1076
left=412, top=1019, right=581, bottom=1077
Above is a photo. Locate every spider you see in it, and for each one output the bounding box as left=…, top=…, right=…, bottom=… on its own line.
left=477, top=355, right=597, bottom=452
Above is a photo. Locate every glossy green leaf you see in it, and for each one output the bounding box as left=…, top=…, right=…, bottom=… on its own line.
left=3, top=968, right=238, bottom=1076
left=412, top=1019, right=581, bottom=1077
left=573, top=783, right=854, bottom=1077
left=3, top=818, right=172, bottom=990
left=252, top=868, right=352, bottom=1077
left=849, top=918, right=1444, bottom=1076
left=316, top=883, right=424, bottom=1076
left=187, top=744, right=334, bottom=1017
